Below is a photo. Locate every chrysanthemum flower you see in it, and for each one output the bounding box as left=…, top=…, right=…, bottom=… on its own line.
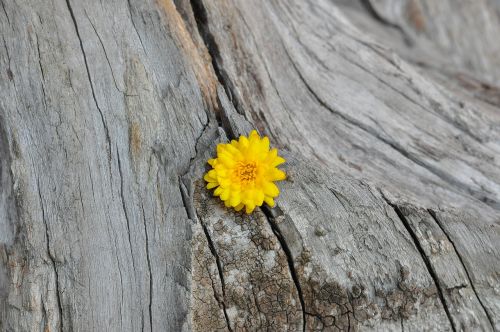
left=204, top=130, right=286, bottom=214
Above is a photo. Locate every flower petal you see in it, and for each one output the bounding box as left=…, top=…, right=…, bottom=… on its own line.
left=272, top=156, right=286, bottom=167
left=214, top=187, right=223, bottom=196
left=220, top=189, right=230, bottom=201
left=229, top=193, right=241, bottom=207
left=260, top=136, right=270, bottom=152
left=203, top=173, right=214, bottom=182
left=264, top=196, right=275, bottom=207
left=219, top=154, right=236, bottom=167
left=245, top=203, right=256, bottom=214
left=207, top=182, right=219, bottom=189
left=269, top=169, right=286, bottom=181
left=204, top=131, right=285, bottom=214
left=239, top=135, right=249, bottom=149
left=263, top=182, right=279, bottom=197
left=249, top=130, right=259, bottom=141
left=254, top=190, right=264, bottom=206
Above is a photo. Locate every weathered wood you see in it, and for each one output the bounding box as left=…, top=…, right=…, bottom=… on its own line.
left=357, top=0, right=500, bottom=86
left=1, top=0, right=212, bottom=330
left=1, top=0, right=499, bottom=331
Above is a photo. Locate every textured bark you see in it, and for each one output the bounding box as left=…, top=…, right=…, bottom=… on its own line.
left=1, top=0, right=499, bottom=331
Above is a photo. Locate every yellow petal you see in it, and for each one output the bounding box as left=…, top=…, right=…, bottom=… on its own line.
left=272, top=156, right=286, bottom=167
left=218, top=178, right=231, bottom=187
left=220, top=189, right=230, bottom=201
left=249, top=130, right=259, bottom=141
left=219, top=143, right=234, bottom=155
left=245, top=203, right=255, bottom=214
left=205, top=130, right=285, bottom=214
left=207, top=182, right=219, bottom=189
left=214, top=163, right=225, bottom=171
left=216, top=143, right=226, bottom=154
left=263, top=182, right=279, bottom=197
left=260, top=136, right=270, bottom=152
left=230, top=182, right=241, bottom=191
left=204, top=173, right=214, bottom=182
left=219, top=154, right=236, bottom=167
left=229, top=193, right=241, bottom=207
left=254, top=190, right=264, bottom=206
left=225, top=144, right=241, bottom=157
left=244, top=189, right=255, bottom=202
left=247, top=144, right=258, bottom=159
left=239, top=135, right=249, bottom=148
left=264, top=196, right=275, bottom=207
left=266, top=148, right=278, bottom=161
left=269, top=169, right=286, bottom=181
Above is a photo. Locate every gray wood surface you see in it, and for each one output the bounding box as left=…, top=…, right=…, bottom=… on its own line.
left=1, top=0, right=499, bottom=331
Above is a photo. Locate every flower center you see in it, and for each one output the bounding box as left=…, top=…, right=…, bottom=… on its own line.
left=236, top=161, right=257, bottom=183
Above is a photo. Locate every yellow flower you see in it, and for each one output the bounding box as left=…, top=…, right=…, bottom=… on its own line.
left=204, top=130, right=286, bottom=214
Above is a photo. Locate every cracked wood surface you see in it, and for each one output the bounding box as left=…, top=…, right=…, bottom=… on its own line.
left=1, top=0, right=499, bottom=331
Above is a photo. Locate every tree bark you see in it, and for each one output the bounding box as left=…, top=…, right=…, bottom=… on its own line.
left=1, top=0, right=499, bottom=331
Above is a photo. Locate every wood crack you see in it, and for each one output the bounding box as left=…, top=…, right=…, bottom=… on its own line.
left=108, top=218, right=125, bottom=331
left=0, top=113, right=16, bottom=247
left=84, top=10, right=123, bottom=94
left=178, top=182, right=232, bottom=331
left=262, top=206, right=306, bottom=332
left=2, top=0, right=500, bottom=330
left=140, top=204, right=153, bottom=332
left=34, top=33, right=48, bottom=115
left=65, top=0, right=112, bottom=173
left=334, top=45, right=485, bottom=144
left=283, top=44, right=499, bottom=210
left=184, top=117, right=210, bottom=178
left=187, top=6, right=308, bottom=327
left=384, top=200, right=456, bottom=331
left=199, top=220, right=232, bottom=332
left=126, top=0, right=147, bottom=55
left=116, top=146, right=136, bottom=272
left=0, top=0, right=10, bottom=27
left=37, top=178, right=63, bottom=332
left=428, top=209, right=495, bottom=329
left=359, top=0, right=413, bottom=46
left=328, top=187, right=349, bottom=212
left=189, top=0, right=242, bottom=118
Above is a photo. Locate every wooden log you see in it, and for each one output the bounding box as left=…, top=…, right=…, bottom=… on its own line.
left=1, top=0, right=499, bottom=330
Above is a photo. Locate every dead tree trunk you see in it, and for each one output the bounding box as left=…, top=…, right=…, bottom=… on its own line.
left=1, top=0, right=499, bottom=331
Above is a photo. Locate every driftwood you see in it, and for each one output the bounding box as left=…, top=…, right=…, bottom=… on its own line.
left=1, top=0, right=499, bottom=330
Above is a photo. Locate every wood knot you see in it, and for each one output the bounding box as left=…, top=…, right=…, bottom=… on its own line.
left=406, top=0, right=425, bottom=33
left=129, top=121, right=141, bottom=157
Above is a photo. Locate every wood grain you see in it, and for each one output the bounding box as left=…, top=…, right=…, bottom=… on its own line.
left=1, top=0, right=499, bottom=330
